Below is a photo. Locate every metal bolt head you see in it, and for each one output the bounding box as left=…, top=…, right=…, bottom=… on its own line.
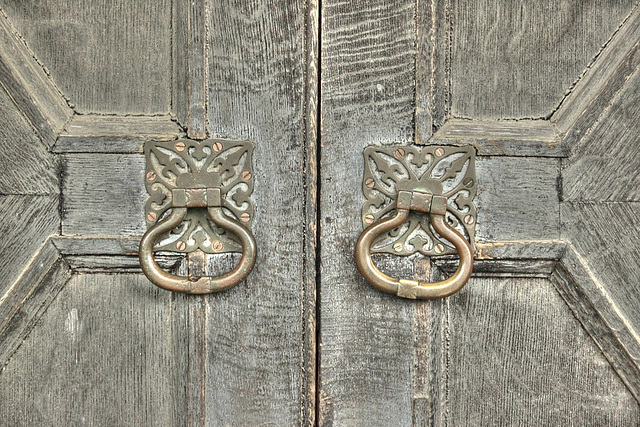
left=212, top=241, right=223, bottom=252
left=147, top=212, right=157, bottom=222
left=240, top=212, right=251, bottom=223
left=434, top=243, right=444, bottom=254
left=146, top=171, right=156, bottom=181
left=364, top=214, right=375, bottom=224
left=394, top=148, right=405, bottom=159
left=393, top=242, right=403, bottom=252
left=365, top=178, right=375, bottom=188
left=175, top=141, right=186, bottom=152
left=241, top=171, right=252, bottom=181
left=176, top=241, right=186, bottom=251
left=212, top=142, right=223, bottom=153
left=434, top=147, right=445, bottom=157
left=464, top=214, right=475, bottom=225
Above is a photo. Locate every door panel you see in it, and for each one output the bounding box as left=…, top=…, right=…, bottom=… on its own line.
left=0, top=274, right=186, bottom=425
left=319, top=0, right=640, bottom=425
left=449, top=0, right=635, bottom=118
left=2, top=0, right=173, bottom=114
left=0, top=0, right=315, bottom=425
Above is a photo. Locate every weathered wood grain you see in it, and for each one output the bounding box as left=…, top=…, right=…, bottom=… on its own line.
left=561, top=202, right=640, bottom=357
left=0, top=195, right=59, bottom=298
left=551, top=246, right=640, bottom=402
left=0, top=239, right=70, bottom=370
left=171, top=0, right=206, bottom=138
left=552, top=4, right=640, bottom=147
left=303, top=0, right=320, bottom=424
left=61, top=154, right=146, bottom=236
left=54, top=114, right=182, bottom=153
left=414, top=0, right=452, bottom=138
left=430, top=119, right=567, bottom=157
left=0, top=274, right=191, bottom=425
left=443, top=276, right=640, bottom=425
left=475, top=157, right=560, bottom=241
left=0, top=8, right=72, bottom=147
left=1, top=0, right=172, bottom=114
left=0, top=84, right=58, bottom=194
left=449, top=0, right=635, bottom=119
left=563, top=65, right=640, bottom=201
left=203, top=0, right=313, bottom=424
left=319, top=0, right=419, bottom=423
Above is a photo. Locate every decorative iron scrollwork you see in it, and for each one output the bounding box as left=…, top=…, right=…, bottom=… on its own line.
left=361, top=145, right=477, bottom=256
left=144, top=139, right=254, bottom=254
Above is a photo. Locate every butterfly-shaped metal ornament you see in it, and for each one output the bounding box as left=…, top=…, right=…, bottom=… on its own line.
left=144, top=139, right=254, bottom=254
left=361, top=145, right=477, bottom=256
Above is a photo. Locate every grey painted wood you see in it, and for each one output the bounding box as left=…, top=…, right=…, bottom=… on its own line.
left=552, top=4, right=640, bottom=147
left=431, top=119, right=567, bottom=157
left=551, top=246, right=640, bottom=402
left=171, top=0, right=206, bottom=138
left=561, top=202, right=640, bottom=358
left=0, top=239, right=70, bottom=370
left=54, top=114, right=182, bottom=153
left=0, top=85, right=58, bottom=194
left=449, top=0, right=635, bottom=119
left=444, top=276, right=640, bottom=425
left=563, top=64, right=640, bottom=201
left=0, top=195, right=59, bottom=298
left=0, top=274, right=190, bottom=425
left=61, top=154, right=146, bottom=236
left=319, top=0, right=421, bottom=423
left=201, top=0, right=314, bottom=423
left=0, top=8, right=72, bottom=147
left=414, top=0, right=452, bottom=138
left=303, top=0, right=320, bottom=424
left=475, top=157, right=560, bottom=241
left=1, top=0, right=172, bottom=114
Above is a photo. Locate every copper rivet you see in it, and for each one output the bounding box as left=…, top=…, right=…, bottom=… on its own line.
left=147, top=212, right=157, bottom=221
left=242, top=171, right=252, bottom=181
left=434, top=243, right=444, bottom=254
left=212, top=142, right=223, bottom=152
left=464, top=214, right=475, bottom=225
left=176, top=241, right=186, bottom=251
left=394, top=148, right=405, bottom=159
left=434, top=147, right=445, bottom=157
left=212, top=241, right=223, bottom=252
left=146, top=171, right=156, bottom=181
left=240, top=212, right=251, bottom=222
left=364, top=214, right=375, bottom=224
left=393, top=243, right=403, bottom=252
left=175, top=141, right=186, bottom=152
left=365, top=178, right=375, bottom=188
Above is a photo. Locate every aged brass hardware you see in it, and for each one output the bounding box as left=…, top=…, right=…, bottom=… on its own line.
left=355, top=145, right=476, bottom=299
left=139, top=139, right=257, bottom=293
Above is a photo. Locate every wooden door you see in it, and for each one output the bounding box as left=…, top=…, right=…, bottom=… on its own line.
left=1, top=1, right=640, bottom=426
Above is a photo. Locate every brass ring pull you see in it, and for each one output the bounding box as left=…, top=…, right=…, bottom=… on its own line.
left=355, top=190, right=473, bottom=299
left=139, top=188, right=257, bottom=294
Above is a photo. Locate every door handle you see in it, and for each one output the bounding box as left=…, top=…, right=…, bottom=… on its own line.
left=355, top=191, right=472, bottom=299
left=140, top=139, right=257, bottom=293
left=139, top=188, right=256, bottom=294
left=355, top=145, right=476, bottom=299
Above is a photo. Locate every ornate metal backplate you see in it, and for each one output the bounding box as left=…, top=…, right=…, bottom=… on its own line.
left=144, top=139, right=254, bottom=254
left=361, top=145, right=476, bottom=256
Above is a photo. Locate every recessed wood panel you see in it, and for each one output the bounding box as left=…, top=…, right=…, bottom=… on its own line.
left=449, top=0, right=635, bottom=119
left=1, top=0, right=172, bottom=114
